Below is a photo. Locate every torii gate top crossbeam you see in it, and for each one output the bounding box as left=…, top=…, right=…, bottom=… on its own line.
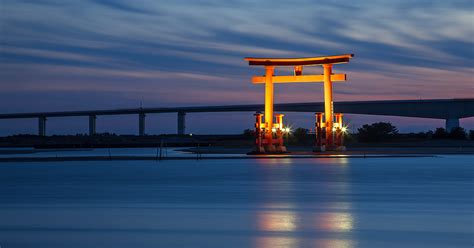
left=244, top=54, right=354, bottom=66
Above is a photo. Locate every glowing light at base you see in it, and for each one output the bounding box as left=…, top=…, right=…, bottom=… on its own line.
left=341, top=126, right=348, bottom=133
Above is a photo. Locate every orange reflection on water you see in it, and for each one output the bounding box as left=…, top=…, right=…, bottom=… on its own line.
left=255, top=157, right=294, bottom=165
left=314, top=238, right=355, bottom=248
left=256, top=209, right=299, bottom=248
left=255, top=237, right=298, bottom=248
left=313, top=156, right=350, bottom=165
left=338, top=156, right=349, bottom=165
left=316, top=212, right=353, bottom=232
left=258, top=210, right=298, bottom=231
left=313, top=208, right=355, bottom=248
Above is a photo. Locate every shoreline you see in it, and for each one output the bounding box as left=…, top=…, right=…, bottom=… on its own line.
left=179, top=146, right=474, bottom=155
left=0, top=146, right=472, bottom=163
left=0, top=154, right=440, bottom=163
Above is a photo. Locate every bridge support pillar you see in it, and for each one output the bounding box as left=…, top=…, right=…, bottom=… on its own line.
left=139, top=113, right=146, bottom=136
left=38, top=116, right=46, bottom=136
left=178, top=112, right=186, bottom=135
left=89, top=115, right=96, bottom=136
left=445, top=118, right=459, bottom=132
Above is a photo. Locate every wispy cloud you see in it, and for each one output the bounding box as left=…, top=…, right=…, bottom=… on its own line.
left=0, top=0, right=473, bottom=133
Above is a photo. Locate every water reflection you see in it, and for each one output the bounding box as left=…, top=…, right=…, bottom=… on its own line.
left=312, top=157, right=355, bottom=248
left=255, top=237, right=299, bottom=248
left=258, top=210, right=298, bottom=232
left=255, top=155, right=355, bottom=248
left=338, top=157, right=349, bottom=165
left=315, top=212, right=353, bottom=232
left=314, top=157, right=349, bottom=165
left=314, top=239, right=355, bottom=248
left=256, top=207, right=299, bottom=248
left=255, top=208, right=355, bottom=248
left=255, top=157, right=294, bottom=165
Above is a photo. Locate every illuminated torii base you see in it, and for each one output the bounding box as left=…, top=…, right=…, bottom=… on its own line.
left=245, top=54, right=354, bottom=154
left=250, top=112, right=287, bottom=154
left=314, top=112, right=346, bottom=152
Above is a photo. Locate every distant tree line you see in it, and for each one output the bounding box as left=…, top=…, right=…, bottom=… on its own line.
left=357, top=123, right=472, bottom=142
left=243, top=122, right=474, bottom=145
left=432, top=127, right=472, bottom=140
left=357, top=122, right=398, bottom=142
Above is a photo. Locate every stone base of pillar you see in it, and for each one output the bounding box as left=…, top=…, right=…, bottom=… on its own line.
left=313, top=145, right=326, bottom=152
left=324, top=146, right=337, bottom=151
left=247, top=146, right=266, bottom=155
left=275, top=146, right=287, bottom=153
left=247, top=145, right=289, bottom=155
left=313, top=145, right=346, bottom=152
left=335, top=146, right=347, bottom=151
left=264, top=145, right=276, bottom=153
left=255, top=146, right=266, bottom=153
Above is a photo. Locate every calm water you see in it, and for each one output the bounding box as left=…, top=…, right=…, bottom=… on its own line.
left=0, top=155, right=472, bottom=247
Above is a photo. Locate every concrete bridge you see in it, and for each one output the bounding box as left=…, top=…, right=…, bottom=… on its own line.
left=0, top=98, right=472, bottom=136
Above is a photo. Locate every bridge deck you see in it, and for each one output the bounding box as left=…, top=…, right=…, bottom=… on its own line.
left=0, top=99, right=472, bottom=120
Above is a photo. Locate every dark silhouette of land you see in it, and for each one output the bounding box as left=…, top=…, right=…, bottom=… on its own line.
left=1, top=123, right=472, bottom=158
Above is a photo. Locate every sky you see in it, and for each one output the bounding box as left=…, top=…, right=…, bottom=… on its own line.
left=0, top=0, right=473, bottom=135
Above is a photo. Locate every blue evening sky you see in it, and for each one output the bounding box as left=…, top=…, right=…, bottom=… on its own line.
left=0, top=0, right=473, bottom=135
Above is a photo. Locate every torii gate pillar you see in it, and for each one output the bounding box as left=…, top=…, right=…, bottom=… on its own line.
left=264, top=66, right=275, bottom=152
left=323, top=64, right=334, bottom=148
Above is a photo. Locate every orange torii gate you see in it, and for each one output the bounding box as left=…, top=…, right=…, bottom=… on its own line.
left=245, top=54, right=354, bottom=153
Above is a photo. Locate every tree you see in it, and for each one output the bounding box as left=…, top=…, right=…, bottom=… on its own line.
left=357, top=122, right=398, bottom=142
left=432, top=128, right=448, bottom=139
left=242, top=129, right=255, bottom=140
left=425, top=130, right=434, bottom=139
left=470, top=130, right=474, bottom=140
left=449, top=127, right=467, bottom=140
left=292, top=127, right=310, bottom=145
